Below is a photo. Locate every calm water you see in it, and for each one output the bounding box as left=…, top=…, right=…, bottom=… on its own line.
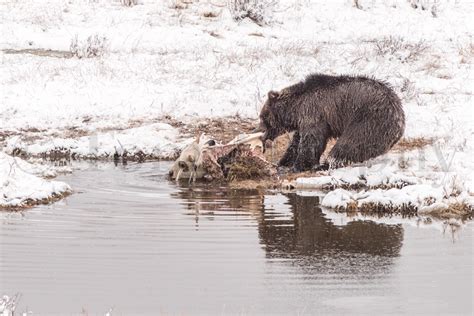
left=0, top=162, right=472, bottom=315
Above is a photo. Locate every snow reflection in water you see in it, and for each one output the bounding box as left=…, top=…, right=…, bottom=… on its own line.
left=0, top=162, right=472, bottom=315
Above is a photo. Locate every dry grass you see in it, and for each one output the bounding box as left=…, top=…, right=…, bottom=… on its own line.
left=3, top=48, right=73, bottom=58
left=393, top=137, right=433, bottom=151
left=421, top=58, right=441, bottom=73
left=179, top=117, right=258, bottom=143
left=374, top=36, right=429, bottom=62
left=1, top=191, right=72, bottom=212
left=121, top=0, right=138, bottom=7
left=227, top=158, right=270, bottom=181
left=326, top=199, right=472, bottom=221
left=205, top=30, right=222, bottom=38
left=202, top=11, right=219, bottom=18
left=424, top=202, right=473, bottom=220
left=458, top=42, right=474, bottom=63
left=399, top=76, right=417, bottom=101
left=227, top=0, right=277, bottom=26
left=332, top=202, right=419, bottom=217
left=70, top=34, right=108, bottom=59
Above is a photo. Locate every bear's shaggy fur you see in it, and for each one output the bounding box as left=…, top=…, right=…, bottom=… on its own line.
left=258, top=74, right=405, bottom=171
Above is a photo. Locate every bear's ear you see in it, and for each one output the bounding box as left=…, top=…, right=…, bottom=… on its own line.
left=268, top=90, right=280, bottom=101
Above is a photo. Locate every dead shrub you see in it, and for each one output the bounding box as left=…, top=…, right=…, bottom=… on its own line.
left=227, top=0, right=278, bottom=26
left=70, top=34, right=108, bottom=58
left=374, top=36, right=404, bottom=56
left=425, top=202, right=473, bottom=220
left=374, top=36, right=429, bottom=62
left=400, top=77, right=417, bottom=101
left=203, top=11, right=219, bottom=18
left=121, top=0, right=138, bottom=6
left=421, top=58, right=441, bottom=74
left=458, top=42, right=474, bottom=63
left=353, top=0, right=362, bottom=9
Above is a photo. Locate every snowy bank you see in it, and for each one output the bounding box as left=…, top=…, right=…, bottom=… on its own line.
left=321, top=186, right=473, bottom=218
left=320, top=208, right=467, bottom=239
left=0, top=152, right=71, bottom=208
left=295, top=164, right=419, bottom=190
left=4, top=123, right=189, bottom=161
left=0, top=0, right=472, bottom=215
left=294, top=147, right=474, bottom=218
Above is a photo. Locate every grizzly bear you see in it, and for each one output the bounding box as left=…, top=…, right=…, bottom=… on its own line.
left=258, top=74, right=405, bottom=171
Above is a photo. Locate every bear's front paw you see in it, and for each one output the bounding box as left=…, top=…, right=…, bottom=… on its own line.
left=290, top=165, right=304, bottom=173
left=277, top=166, right=291, bottom=175
left=312, top=163, right=329, bottom=172
left=278, top=159, right=293, bottom=167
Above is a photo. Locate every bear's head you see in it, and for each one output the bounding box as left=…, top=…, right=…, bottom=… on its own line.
left=258, top=90, right=287, bottom=141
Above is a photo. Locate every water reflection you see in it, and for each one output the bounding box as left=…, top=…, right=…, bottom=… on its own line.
left=172, top=184, right=404, bottom=275
left=1, top=162, right=470, bottom=315
left=261, top=194, right=403, bottom=257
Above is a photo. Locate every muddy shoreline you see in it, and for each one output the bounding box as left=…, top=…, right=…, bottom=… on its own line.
left=2, top=117, right=472, bottom=220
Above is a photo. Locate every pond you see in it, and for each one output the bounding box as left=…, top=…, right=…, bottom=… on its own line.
left=1, top=162, right=472, bottom=315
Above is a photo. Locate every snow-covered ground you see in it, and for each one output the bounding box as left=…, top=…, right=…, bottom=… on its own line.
left=294, top=148, right=474, bottom=216
left=0, top=0, right=473, bottom=213
left=0, top=152, right=71, bottom=208
left=5, top=122, right=188, bottom=160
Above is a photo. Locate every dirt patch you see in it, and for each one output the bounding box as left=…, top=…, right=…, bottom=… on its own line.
left=263, top=133, right=291, bottom=164
left=229, top=179, right=280, bottom=190
left=393, top=137, right=433, bottom=151
left=179, top=117, right=258, bottom=143
left=3, top=48, right=73, bottom=58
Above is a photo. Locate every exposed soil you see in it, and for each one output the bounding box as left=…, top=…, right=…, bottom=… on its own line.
left=2, top=48, right=73, bottom=58
left=393, top=137, right=434, bottom=151
left=178, top=116, right=258, bottom=144
left=3, top=117, right=471, bottom=219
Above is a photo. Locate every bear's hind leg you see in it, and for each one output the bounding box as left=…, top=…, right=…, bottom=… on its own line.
left=327, top=121, right=400, bottom=169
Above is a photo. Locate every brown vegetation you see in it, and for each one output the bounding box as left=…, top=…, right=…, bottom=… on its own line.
left=422, top=202, right=473, bottom=220
left=1, top=191, right=72, bottom=212
left=179, top=117, right=257, bottom=143
left=3, top=48, right=73, bottom=58
left=393, top=137, right=433, bottom=151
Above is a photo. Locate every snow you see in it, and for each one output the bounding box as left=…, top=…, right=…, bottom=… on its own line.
left=295, top=163, right=419, bottom=190
left=0, top=152, right=71, bottom=207
left=321, top=185, right=473, bottom=214
left=1, top=0, right=472, bottom=130
left=299, top=151, right=473, bottom=214
left=320, top=207, right=466, bottom=236
left=4, top=123, right=188, bottom=159
left=0, top=0, right=473, bottom=211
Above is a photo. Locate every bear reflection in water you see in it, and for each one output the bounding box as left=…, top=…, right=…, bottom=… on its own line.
left=172, top=184, right=403, bottom=272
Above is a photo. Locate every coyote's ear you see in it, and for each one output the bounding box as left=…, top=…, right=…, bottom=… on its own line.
left=268, top=90, right=280, bottom=100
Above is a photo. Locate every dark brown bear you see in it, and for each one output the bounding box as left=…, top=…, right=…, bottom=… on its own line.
left=258, top=74, right=405, bottom=171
